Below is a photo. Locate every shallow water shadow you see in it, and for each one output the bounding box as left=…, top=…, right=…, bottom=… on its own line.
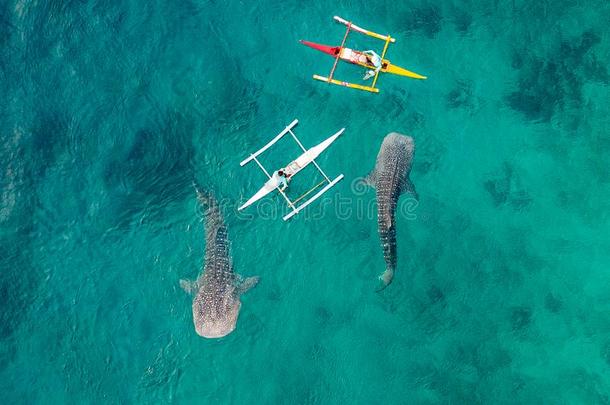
left=400, top=4, right=444, bottom=38
left=103, top=109, right=195, bottom=228
left=447, top=80, right=474, bottom=110
left=506, top=30, right=608, bottom=125
left=483, top=162, right=531, bottom=210
left=510, top=306, right=532, bottom=332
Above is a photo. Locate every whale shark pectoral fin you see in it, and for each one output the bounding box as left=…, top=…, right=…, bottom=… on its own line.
left=179, top=279, right=199, bottom=296
left=364, top=170, right=377, bottom=188
left=401, top=177, right=418, bottom=200
left=235, top=276, right=260, bottom=295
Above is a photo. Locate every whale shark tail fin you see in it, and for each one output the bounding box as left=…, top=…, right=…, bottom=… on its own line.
left=235, top=275, right=260, bottom=295
left=376, top=267, right=395, bottom=292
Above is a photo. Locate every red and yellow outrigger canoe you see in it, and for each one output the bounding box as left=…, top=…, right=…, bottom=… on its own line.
left=300, top=16, right=427, bottom=93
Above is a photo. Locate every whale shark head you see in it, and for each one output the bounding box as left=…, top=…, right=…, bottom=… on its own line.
left=182, top=275, right=259, bottom=339
left=193, top=294, right=242, bottom=338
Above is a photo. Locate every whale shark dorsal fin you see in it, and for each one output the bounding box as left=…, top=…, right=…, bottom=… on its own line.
left=179, top=279, right=199, bottom=296
left=235, top=275, right=259, bottom=295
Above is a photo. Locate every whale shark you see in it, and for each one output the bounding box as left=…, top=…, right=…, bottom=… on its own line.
left=180, top=188, right=259, bottom=338
left=366, top=133, right=417, bottom=290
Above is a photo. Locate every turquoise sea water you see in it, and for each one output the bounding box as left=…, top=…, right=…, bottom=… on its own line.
left=1, top=0, right=610, bottom=403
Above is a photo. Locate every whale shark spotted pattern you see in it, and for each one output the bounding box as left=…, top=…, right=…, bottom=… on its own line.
left=366, top=133, right=417, bottom=289
left=180, top=189, right=259, bottom=338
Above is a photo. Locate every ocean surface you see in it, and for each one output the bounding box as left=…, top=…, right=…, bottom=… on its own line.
left=1, top=0, right=610, bottom=403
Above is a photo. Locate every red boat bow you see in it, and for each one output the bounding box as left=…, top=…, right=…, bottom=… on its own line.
left=299, top=40, right=340, bottom=57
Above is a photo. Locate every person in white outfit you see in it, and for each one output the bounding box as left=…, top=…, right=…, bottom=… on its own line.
left=274, top=169, right=289, bottom=191
left=362, top=50, right=382, bottom=80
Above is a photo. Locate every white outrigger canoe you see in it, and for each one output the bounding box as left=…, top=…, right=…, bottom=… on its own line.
left=238, top=119, right=345, bottom=221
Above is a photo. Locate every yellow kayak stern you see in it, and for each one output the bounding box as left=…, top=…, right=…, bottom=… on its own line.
left=351, top=57, right=427, bottom=80
left=382, top=60, right=427, bottom=79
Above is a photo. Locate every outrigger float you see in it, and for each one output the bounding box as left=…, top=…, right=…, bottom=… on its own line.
left=301, top=16, right=427, bottom=93
left=238, top=120, right=345, bottom=221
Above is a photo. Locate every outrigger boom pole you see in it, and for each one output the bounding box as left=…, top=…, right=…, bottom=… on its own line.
left=328, top=22, right=351, bottom=82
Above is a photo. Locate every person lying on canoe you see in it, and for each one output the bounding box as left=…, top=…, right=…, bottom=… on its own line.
left=362, top=50, right=382, bottom=80
left=274, top=169, right=289, bottom=191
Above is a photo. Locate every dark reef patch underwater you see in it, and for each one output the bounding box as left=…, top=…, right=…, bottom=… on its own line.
left=1, top=0, right=610, bottom=403
left=506, top=29, right=609, bottom=124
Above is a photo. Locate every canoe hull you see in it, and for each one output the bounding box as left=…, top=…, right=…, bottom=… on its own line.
left=238, top=179, right=277, bottom=211
left=300, top=40, right=340, bottom=57
left=290, top=130, right=342, bottom=175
